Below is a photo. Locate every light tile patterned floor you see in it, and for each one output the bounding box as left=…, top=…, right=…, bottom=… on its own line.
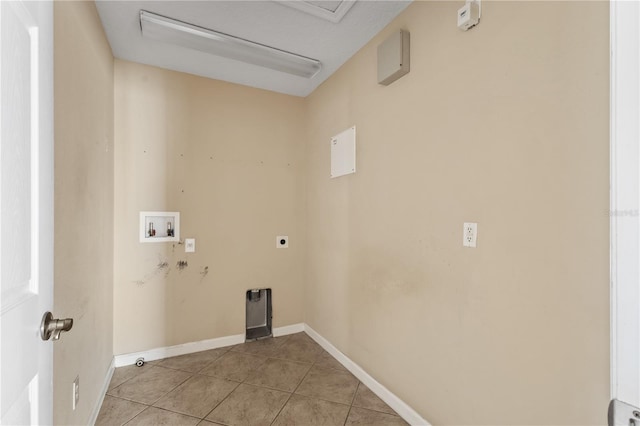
left=96, top=333, right=408, bottom=426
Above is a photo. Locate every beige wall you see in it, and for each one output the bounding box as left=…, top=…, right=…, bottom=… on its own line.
left=113, top=60, right=306, bottom=355
left=108, top=1, right=608, bottom=423
left=53, top=1, right=114, bottom=424
left=304, top=1, right=609, bottom=424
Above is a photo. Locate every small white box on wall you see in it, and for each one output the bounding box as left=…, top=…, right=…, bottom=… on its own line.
left=140, top=211, right=180, bottom=243
left=330, top=126, right=356, bottom=178
left=377, top=30, right=410, bottom=86
left=457, top=0, right=480, bottom=31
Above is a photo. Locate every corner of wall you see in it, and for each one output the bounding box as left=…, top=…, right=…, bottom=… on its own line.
left=53, top=1, right=114, bottom=423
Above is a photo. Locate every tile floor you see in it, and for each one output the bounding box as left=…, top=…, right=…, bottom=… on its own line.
left=96, top=332, right=409, bottom=426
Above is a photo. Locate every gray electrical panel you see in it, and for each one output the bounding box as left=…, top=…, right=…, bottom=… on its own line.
left=377, top=30, right=410, bottom=86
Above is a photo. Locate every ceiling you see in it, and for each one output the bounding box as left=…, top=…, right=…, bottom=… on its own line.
left=95, top=1, right=411, bottom=97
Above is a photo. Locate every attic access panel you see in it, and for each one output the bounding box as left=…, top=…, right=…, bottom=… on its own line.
left=274, top=0, right=356, bottom=23
left=305, top=1, right=343, bottom=12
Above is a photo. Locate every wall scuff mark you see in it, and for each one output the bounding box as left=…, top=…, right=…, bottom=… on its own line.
left=133, top=258, right=170, bottom=286
left=200, top=266, right=209, bottom=280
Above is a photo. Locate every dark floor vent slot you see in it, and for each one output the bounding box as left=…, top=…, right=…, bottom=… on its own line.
left=245, top=288, right=272, bottom=341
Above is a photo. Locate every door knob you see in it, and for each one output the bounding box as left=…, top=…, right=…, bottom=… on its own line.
left=609, top=399, right=640, bottom=426
left=40, top=311, right=73, bottom=341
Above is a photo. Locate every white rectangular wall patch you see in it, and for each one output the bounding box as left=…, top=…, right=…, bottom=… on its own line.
left=330, top=126, right=356, bottom=178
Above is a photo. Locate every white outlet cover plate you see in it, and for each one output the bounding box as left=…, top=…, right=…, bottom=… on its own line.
left=463, top=222, right=478, bottom=248
left=276, top=236, right=289, bottom=248
left=185, top=238, right=195, bottom=253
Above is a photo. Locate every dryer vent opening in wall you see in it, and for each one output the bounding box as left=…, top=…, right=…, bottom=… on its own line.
left=246, top=288, right=272, bottom=341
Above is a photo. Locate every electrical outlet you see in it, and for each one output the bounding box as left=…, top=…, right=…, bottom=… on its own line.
left=276, top=236, right=288, bottom=248
left=72, top=376, right=79, bottom=410
left=463, top=222, right=478, bottom=248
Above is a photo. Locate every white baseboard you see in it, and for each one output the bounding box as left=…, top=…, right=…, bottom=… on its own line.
left=114, top=333, right=245, bottom=367
left=108, top=323, right=427, bottom=425
left=273, top=322, right=304, bottom=336
left=114, top=323, right=305, bottom=367
left=89, top=356, right=115, bottom=426
left=304, top=325, right=431, bottom=426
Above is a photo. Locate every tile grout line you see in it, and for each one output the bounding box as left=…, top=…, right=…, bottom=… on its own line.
left=108, top=365, right=192, bottom=408
left=147, top=366, right=194, bottom=407
left=199, top=379, right=242, bottom=423
left=97, top=394, right=149, bottom=426
left=112, top=365, right=196, bottom=420
left=155, top=349, right=237, bottom=422
left=198, top=352, right=258, bottom=422
left=188, top=350, right=245, bottom=421
left=109, top=333, right=363, bottom=425
left=123, top=405, right=203, bottom=425
left=122, top=405, right=152, bottom=426
left=149, top=405, right=203, bottom=421
left=343, top=380, right=361, bottom=426
left=154, top=346, right=231, bottom=375
left=267, top=343, right=321, bottom=425
left=249, top=336, right=303, bottom=426
left=295, top=344, right=362, bottom=410
left=102, top=393, right=150, bottom=407
left=105, top=363, right=151, bottom=395
left=199, top=334, right=294, bottom=423
left=272, top=335, right=348, bottom=425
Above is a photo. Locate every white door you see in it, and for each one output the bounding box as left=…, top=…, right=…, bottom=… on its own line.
left=0, top=1, right=54, bottom=424
left=610, top=0, right=640, bottom=420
